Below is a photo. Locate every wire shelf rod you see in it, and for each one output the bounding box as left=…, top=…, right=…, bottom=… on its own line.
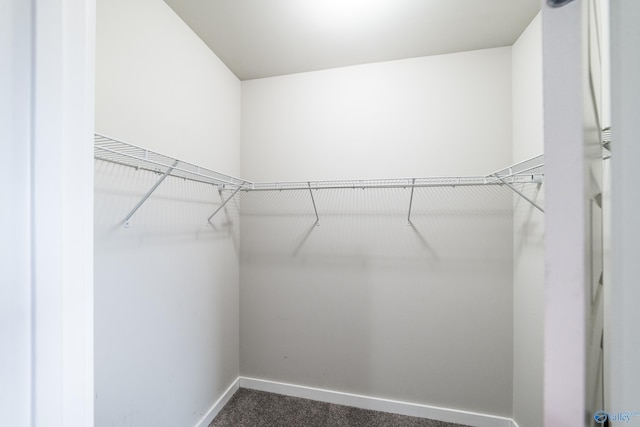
left=95, top=133, right=548, bottom=225
left=95, top=145, right=249, bottom=188
left=243, top=176, right=542, bottom=192
left=485, top=153, right=545, bottom=178
left=95, top=156, right=227, bottom=187
left=485, top=164, right=544, bottom=184
left=95, top=133, right=251, bottom=187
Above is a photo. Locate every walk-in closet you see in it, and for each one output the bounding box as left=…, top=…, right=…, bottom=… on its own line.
left=9, top=1, right=638, bottom=427
left=94, top=1, right=548, bottom=425
left=90, top=0, right=616, bottom=426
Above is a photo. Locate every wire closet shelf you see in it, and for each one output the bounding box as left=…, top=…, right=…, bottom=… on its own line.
left=94, top=133, right=249, bottom=188
left=94, top=133, right=545, bottom=226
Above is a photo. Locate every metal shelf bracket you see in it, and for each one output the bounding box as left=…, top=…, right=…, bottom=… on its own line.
left=123, top=159, right=179, bottom=227
left=308, top=182, right=320, bottom=226
left=500, top=178, right=544, bottom=213
left=407, top=178, right=416, bottom=225
left=208, top=185, right=242, bottom=226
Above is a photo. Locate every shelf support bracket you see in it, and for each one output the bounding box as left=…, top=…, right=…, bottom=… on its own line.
left=407, top=179, right=416, bottom=225
left=500, top=178, right=544, bottom=213
left=123, top=159, right=179, bottom=227
left=308, top=182, right=320, bottom=226
left=208, top=185, right=242, bottom=226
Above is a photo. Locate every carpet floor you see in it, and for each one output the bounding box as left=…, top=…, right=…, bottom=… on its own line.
left=208, top=388, right=470, bottom=427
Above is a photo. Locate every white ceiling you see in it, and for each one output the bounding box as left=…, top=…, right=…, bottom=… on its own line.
left=163, top=0, right=540, bottom=81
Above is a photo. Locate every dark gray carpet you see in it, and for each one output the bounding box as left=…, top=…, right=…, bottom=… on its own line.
left=209, top=388, right=470, bottom=427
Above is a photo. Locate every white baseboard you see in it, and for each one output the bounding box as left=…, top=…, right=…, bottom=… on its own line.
left=239, top=376, right=514, bottom=427
left=196, top=378, right=240, bottom=427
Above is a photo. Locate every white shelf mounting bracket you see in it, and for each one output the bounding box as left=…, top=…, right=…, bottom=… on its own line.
left=407, top=178, right=416, bottom=225
left=123, top=159, right=179, bottom=227
left=208, top=185, right=242, bottom=226
left=499, top=178, right=544, bottom=213
left=308, top=182, right=320, bottom=226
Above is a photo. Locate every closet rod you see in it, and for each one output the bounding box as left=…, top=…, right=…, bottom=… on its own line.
left=243, top=175, right=543, bottom=192
left=485, top=154, right=544, bottom=184
left=95, top=144, right=248, bottom=188
left=485, top=164, right=544, bottom=184
left=95, top=134, right=250, bottom=188
left=95, top=134, right=547, bottom=225
left=95, top=157, right=224, bottom=187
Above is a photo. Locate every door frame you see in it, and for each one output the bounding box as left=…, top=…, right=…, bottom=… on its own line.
left=1, top=0, right=95, bottom=426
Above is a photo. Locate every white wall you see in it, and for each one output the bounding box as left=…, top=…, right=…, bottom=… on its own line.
left=511, top=14, right=544, bottom=427
left=240, top=48, right=516, bottom=417
left=95, top=0, right=240, bottom=173
left=242, top=48, right=513, bottom=181
left=94, top=0, right=241, bottom=426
